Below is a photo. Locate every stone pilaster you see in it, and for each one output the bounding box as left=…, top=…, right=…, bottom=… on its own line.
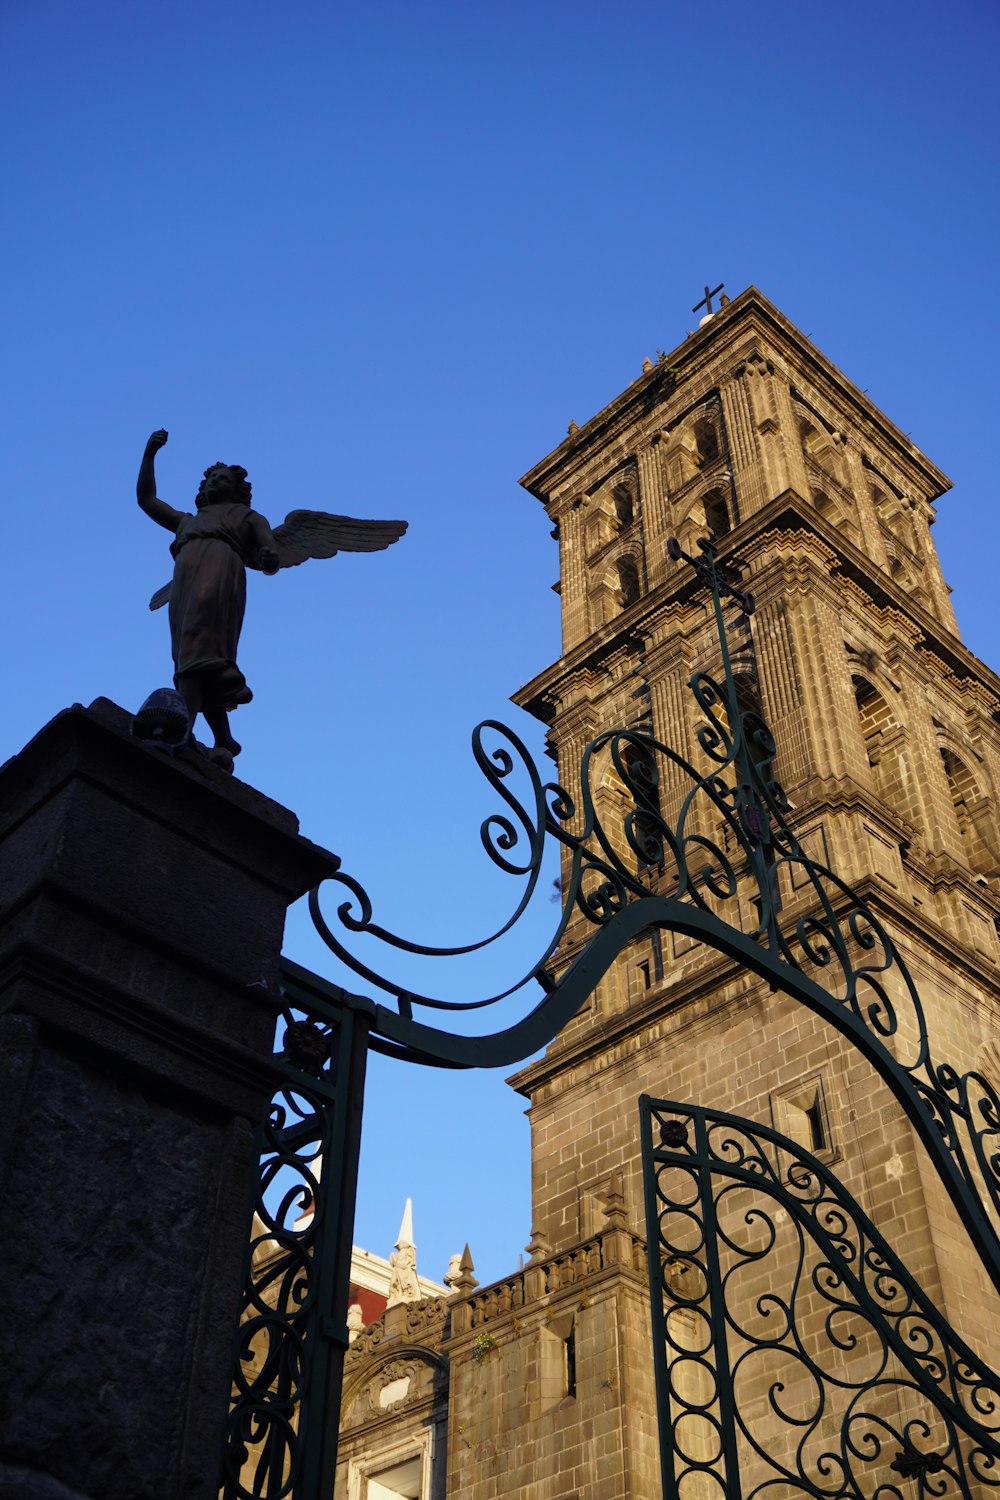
left=843, top=444, right=890, bottom=570
left=915, top=498, right=961, bottom=633
left=556, top=498, right=588, bottom=653
left=636, top=436, right=670, bottom=587
left=0, top=699, right=338, bottom=1500
left=719, top=363, right=767, bottom=518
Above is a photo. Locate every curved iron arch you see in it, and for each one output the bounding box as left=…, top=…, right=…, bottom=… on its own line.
left=304, top=538, right=1000, bottom=1297
left=234, top=535, right=1000, bottom=1500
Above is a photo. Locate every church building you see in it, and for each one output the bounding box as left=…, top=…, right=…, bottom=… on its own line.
left=334, top=287, right=1000, bottom=1499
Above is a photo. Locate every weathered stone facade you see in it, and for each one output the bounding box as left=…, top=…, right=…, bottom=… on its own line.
left=337, top=289, right=1000, bottom=1498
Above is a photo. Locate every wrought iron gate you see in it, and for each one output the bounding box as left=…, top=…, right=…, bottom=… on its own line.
left=640, top=1097, right=1000, bottom=1499
left=218, top=535, right=1000, bottom=1496
left=219, top=966, right=372, bottom=1500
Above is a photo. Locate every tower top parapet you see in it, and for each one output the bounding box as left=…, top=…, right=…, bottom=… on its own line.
left=520, top=286, right=950, bottom=512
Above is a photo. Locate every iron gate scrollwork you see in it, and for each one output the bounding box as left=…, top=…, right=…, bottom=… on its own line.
left=222, top=534, right=1000, bottom=1497
left=306, top=539, right=1000, bottom=1296
left=640, top=1095, right=1000, bottom=1500
left=219, top=966, right=372, bottom=1500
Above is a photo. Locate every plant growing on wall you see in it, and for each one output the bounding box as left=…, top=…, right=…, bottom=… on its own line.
left=471, top=1332, right=498, bottom=1364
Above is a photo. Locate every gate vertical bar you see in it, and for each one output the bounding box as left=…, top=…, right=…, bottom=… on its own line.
left=219, top=965, right=374, bottom=1500
left=302, top=996, right=371, bottom=1500
left=641, top=1098, right=744, bottom=1500
left=693, top=1106, right=743, bottom=1500
left=641, top=1096, right=682, bottom=1500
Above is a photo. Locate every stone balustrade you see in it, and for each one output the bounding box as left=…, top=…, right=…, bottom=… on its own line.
left=449, top=1225, right=646, bottom=1338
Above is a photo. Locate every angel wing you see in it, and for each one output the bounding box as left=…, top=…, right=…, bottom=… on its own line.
left=272, top=511, right=408, bottom=569
left=147, top=511, right=407, bottom=609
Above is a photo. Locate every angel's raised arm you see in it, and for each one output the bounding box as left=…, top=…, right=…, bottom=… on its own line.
left=137, top=429, right=182, bottom=533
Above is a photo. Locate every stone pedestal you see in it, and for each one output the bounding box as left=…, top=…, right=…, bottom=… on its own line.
left=0, top=700, right=339, bottom=1500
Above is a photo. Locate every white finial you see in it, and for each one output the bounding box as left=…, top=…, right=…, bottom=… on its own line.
left=387, top=1198, right=421, bottom=1307
left=395, top=1195, right=414, bottom=1249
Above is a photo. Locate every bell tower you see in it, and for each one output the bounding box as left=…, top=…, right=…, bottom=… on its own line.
left=511, top=286, right=1000, bottom=1349
left=336, top=289, right=1000, bottom=1500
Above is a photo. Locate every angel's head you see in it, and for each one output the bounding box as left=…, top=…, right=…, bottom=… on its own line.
left=196, top=463, right=251, bottom=509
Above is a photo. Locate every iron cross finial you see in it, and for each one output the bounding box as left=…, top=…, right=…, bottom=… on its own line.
left=693, top=282, right=725, bottom=316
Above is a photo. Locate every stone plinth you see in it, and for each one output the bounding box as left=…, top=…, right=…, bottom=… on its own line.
left=0, top=700, right=339, bottom=1500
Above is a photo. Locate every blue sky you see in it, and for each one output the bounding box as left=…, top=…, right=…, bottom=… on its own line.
left=3, top=0, right=999, bottom=1286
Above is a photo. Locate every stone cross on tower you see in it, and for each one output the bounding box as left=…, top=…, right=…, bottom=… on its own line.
left=693, top=281, right=726, bottom=315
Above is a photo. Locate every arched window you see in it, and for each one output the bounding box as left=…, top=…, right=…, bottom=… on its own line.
left=666, top=425, right=702, bottom=488
left=603, top=740, right=663, bottom=870
left=617, top=556, right=641, bottom=608
left=854, top=678, right=895, bottom=768
left=853, top=676, right=916, bottom=831
left=613, top=483, right=634, bottom=529
left=702, top=489, right=730, bottom=538
left=733, top=672, right=771, bottom=777
left=799, top=415, right=846, bottom=488
left=694, top=416, right=719, bottom=465
left=734, top=674, right=759, bottom=712
left=622, top=740, right=664, bottom=868
left=812, top=486, right=860, bottom=546
left=941, top=747, right=997, bottom=875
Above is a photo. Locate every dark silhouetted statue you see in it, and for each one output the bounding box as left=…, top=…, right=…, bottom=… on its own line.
left=137, top=429, right=407, bottom=769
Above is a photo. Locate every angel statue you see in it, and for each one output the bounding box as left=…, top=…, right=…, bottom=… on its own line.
left=137, top=428, right=407, bottom=770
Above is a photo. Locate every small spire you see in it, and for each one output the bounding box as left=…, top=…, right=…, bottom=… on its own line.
left=642, top=356, right=654, bottom=374
left=395, top=1195, right=414, bottom=1250
left=567, top=420, right=580, bottom=436
left=448, top=1243, right=479, bottom=1292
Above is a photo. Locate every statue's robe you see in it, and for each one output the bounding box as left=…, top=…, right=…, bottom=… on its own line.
left=168, top=503, right=265, bottom=710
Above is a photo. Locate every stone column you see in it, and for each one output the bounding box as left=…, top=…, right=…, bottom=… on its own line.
left=0, top=699, right=338, bottom=1500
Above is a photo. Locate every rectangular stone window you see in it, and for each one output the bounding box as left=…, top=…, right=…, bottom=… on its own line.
left=367, top=1458, right=421, bottom=1500
left=539, top=1311, right=577, bottom=1412
left=348, top=1430, right=438, bottom=1500
left=631, top=932, right=664, bottom=999
left=770, top=1074, right=837, bottom=1166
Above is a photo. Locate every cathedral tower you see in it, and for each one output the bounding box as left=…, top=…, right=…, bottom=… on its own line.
left=338, top=288, right=1000, bottom=1500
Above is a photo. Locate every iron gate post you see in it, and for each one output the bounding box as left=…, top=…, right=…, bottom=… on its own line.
left=219, top=959, right=374, bottom=1499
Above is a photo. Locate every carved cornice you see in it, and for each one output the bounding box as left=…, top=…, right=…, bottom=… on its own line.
left=521, top=288, right=950, bottom=510
left=836, top=576, right=926, bottom=648
left=343, top=1294, right=450, bottom=1367
left=516, top=484, right=1000, bottom=729
left=715, top=498, right=1000, bottom=701
left=960, top=677, right=1000, bottom=720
